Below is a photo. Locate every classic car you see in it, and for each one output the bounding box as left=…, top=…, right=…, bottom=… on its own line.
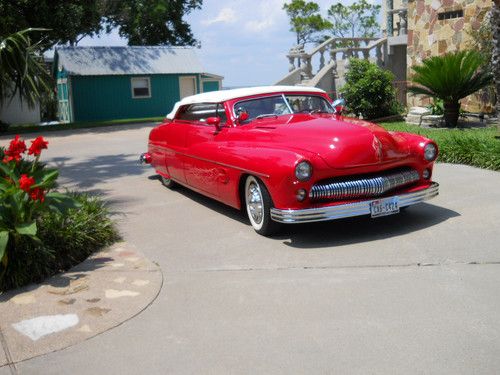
left=141, top=86, right=439, bottom=236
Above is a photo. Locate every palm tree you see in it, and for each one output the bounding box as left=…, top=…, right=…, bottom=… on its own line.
left=408, top=50, right=493, bottom=127
left=0, top=29, right=51, bottom=108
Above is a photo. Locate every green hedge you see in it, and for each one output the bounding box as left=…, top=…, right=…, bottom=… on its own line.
left=342, top=59, right=402, bottom=119
left=0, top=193, right=119, bottom=291
left=380, top=122, right=500, bottom=171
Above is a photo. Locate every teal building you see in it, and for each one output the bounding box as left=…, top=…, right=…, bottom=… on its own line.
left=54, top=46, right=223, bottom=123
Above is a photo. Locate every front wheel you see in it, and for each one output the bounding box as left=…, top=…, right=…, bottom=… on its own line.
left=244, top=176, right=280, bottom=236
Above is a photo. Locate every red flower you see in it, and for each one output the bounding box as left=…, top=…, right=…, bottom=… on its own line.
left=28, top=136, right=49, bottom=156
left=19, top=174, right=36, bottom=192
left=3, top=135, right=27, bottom=163
left=29, top=187, right=45, bottom=202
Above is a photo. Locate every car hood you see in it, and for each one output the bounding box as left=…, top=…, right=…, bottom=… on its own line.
left=247, top=114, right=410, bottom=169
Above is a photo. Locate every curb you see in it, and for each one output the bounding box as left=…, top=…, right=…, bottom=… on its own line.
left=0, top=242, right=163, bottom=368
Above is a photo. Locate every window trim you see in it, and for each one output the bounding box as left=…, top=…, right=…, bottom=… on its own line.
left=175, top=102, right=227, bottom=126
left=438, top=9, right=463, bottom=20
left=233, top=93, right=334, bottom=119
left=131, top=76, right=151, bottom=99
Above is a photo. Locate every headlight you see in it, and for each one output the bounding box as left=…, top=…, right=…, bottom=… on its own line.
left=295, top=161, right=312, bottom=181
left=424, top=143, right=437, bottom=161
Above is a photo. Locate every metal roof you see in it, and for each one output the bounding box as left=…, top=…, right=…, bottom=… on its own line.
left=55, top=46, right=206, bottom=76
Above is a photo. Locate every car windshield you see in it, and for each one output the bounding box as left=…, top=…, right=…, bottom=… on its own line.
left=234, top=94, right=334, bottom=121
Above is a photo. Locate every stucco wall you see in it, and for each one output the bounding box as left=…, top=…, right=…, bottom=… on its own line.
left=0, top=94, right=40, bottom=125
left=407, top=0, right=493, bottom=111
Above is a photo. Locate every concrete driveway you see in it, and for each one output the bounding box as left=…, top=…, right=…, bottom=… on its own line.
left=2, top=124, right=500, bottom=374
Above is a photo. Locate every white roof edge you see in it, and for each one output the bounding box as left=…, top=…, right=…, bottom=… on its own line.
left=202, top=73, right=224, bottom=80
left=166, top=85, right=326, bottom=119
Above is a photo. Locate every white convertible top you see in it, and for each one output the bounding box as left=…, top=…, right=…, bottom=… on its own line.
left=166, top=85, right=327, bottom=119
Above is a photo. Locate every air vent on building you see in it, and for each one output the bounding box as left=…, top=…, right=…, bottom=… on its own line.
left=438, top=9, right=464, bottom=20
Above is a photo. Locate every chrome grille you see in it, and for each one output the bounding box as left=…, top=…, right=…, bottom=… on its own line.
left=310, top=168, right=420, bottom=200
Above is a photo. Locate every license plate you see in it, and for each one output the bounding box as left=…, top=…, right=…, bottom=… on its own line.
left=370, top=197, right=400, bottom=218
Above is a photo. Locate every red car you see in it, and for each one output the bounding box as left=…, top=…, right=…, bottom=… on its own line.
left=141, top=86, right=439, bottom=235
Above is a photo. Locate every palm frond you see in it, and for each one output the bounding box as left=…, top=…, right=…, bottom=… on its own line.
left=407, top=85, right=436, bottom=97
left=409, top=50, right=492, bottom=103
left=0, top=29, right=52, bottom=108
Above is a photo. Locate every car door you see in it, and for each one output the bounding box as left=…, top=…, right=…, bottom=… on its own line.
left=161, top=120, right=188, bottom=183
left=182, top=103, right=228, bottom=198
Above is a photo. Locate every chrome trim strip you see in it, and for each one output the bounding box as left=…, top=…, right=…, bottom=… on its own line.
left=310, top=168, right=420, bottom=200
left=271, top=182, right=439, bottom=224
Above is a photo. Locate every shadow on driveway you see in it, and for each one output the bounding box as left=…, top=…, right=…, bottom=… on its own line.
left=168, top=181, right=460, bottom=247
left=48, top=154, right=145, bottom=190
left=278, top=204, right=460, bottom=248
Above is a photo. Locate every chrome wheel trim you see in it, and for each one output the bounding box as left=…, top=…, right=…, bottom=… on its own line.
left=245, top=176, right=264, bottom=230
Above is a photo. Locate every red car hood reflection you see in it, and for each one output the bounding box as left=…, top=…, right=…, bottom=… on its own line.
left=245, top=114, right=411, bottom=169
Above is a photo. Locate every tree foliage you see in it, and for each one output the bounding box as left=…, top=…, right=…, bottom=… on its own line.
left=106, top=0, right=202, bottom=46
left=0, top=0, right=203, bottom=49
left=0, top=29, right=52, bottom=107
left=283, top=0, right=331, bottom=45
left=467, top=10, right=494, bottom=71
left=341, top=58, right=401, bottom=120
left=0, top=1, right=103, bottom=50
left=327, top=0, right=381, bottom=39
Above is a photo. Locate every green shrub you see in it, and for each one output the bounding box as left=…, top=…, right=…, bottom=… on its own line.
left=380, top=122, right=500, bottom=171
left=0, top=120, right=10, bottom=133
left=341, top=58, right=401, bottom=120
left=428, top=98, right=444, bottom=115
left=0, top=135, right=119, bottom=291
left=38, top=193, right=119, bottom=271
left=0, top=193, right=119, bottom=290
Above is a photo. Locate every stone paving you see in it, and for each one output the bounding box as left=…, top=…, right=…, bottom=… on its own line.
left=0, top=242, right=162, bottom=368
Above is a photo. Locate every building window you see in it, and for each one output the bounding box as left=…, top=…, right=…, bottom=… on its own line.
left=131, top=77, right=151, bottom=98
left=438, top=9, right=463, bottom=20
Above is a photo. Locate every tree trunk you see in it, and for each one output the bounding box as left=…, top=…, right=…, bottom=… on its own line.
left=491, top=1, right=500, bottom=136
left=443, top=101, right=460, bottom=127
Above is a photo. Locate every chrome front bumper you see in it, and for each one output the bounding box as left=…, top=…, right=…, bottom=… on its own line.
left=270, top=182, right=439, bottom=224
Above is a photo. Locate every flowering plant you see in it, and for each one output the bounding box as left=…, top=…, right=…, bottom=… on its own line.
left=0, top=135, right=78, bottom=276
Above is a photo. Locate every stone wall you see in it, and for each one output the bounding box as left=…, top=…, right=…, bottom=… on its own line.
left=407, top=0, right=494, bottom=112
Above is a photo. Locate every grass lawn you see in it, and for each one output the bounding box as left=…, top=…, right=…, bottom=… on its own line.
left=380, top=121, right=500, bottom=171
left=0, top=116, right=164, bottom=136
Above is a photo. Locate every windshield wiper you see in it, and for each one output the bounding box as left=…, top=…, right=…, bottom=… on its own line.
left=309, top=109, right=329, bottom=114
left=256, top=114, right=278, bottom=119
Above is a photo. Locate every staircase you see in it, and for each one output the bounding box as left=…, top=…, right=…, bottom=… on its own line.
left=276, top=6, right=409, bottom=100
left=275, top=37, right=389, bottom=97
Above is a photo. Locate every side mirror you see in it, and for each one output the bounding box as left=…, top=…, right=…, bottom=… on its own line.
left=332, top=98, right=346, bottom=115
left=235, top=107, right=249, bottom=124
left=206, top=116, right=221, bottom=130
left=238, top=111, right=249, bottom=122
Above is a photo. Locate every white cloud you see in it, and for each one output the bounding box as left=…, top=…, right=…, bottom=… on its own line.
left=202, top=7, right=237, bottom=25
left=242, top=0, right=284, bottom=33
left=245, top=18, right=275, bottom=33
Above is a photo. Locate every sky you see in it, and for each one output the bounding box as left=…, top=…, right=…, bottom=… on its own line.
left=79, top=0, right=379, bottom=88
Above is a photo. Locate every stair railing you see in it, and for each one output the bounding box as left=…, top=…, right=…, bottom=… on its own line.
left=285, top=37, right=388, bottom=84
